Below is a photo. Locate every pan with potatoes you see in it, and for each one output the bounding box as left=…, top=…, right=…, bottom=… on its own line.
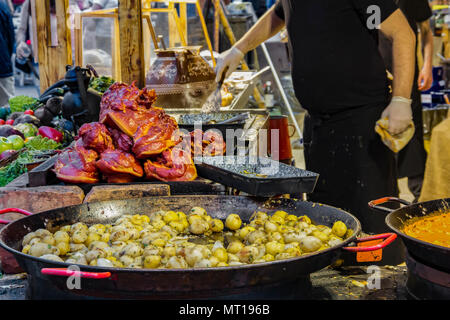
left=0, top=196, right=397, bottom=298
left=20, top=208, right=354, bottom=269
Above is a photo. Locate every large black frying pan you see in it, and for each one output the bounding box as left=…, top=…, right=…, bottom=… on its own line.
left=369, top=197, right=450, bottom=272
left=0, top=196, right=395, bottom=299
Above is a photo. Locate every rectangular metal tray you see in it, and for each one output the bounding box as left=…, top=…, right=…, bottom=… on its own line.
left=176, top=112, right=247, bottom=138
left=195, top=156, right=319, bottom=196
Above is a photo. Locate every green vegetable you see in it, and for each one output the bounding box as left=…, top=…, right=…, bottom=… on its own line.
left=0, top=137, right=13, bottom=154
left=16, top=150, right=35, bottom=164
left=25, top=135, right=61, bottom=151
left=0, top=163, right=23, bottom=186
left=0, top=150, right=58, bottom=187
left=14, top=123, right=38, bottom=138
left=0, top=150, right=48, bottom=186
left=7, top=135, right=25, bottom=150
left=0, top=157, right=27, bottom=187
left=89, top=76, right=115, bottom=93
left=8, top=96, right=39, bottom=113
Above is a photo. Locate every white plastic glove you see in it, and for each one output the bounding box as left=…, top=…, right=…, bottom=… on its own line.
left=16, top=41, right=31, bottom=60
left=381, top=96, right=413, bottom=135
left=214, top=47, right=245, bottom=82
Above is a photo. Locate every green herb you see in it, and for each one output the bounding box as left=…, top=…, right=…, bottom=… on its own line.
left=16, top=150, right=35, bottom=164
left=89, top=76, right=115, bottom=94
left=0, top=159, right=27, bottom=187
left=8, top=96, right=39, bottom=113
left=14, top=123, right=39, bottom=138
left=25, top=136, right=61, bottom=151
left=0, top=150, right=51, bottom=187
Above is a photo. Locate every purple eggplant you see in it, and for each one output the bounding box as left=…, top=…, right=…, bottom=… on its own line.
left=0, top=125, right=25, bottom=139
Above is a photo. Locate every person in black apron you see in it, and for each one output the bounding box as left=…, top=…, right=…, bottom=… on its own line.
left=215, top=0, right=416, bottom=233
left=379, top=0, right=433, bottom=202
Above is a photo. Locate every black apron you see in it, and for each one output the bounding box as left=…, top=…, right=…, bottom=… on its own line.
left=304, top=102, right=399, bottom=233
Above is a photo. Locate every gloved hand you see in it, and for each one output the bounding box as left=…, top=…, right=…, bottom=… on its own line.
left=381, top=96, right=413, bottom=135
left=214, top=47, right=245, bottom=83
left=16, top=41, right=31, bottom=60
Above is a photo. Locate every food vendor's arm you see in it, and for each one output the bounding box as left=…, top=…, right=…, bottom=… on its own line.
left=380, top=9, right=416, bottom=103
left=379, top=9, right=416, bottom=134
left=417, top=20, right=433, bottom=91
left=233, top=6, right=285, bottom=56
left=215, top=5, right=285, bottom=82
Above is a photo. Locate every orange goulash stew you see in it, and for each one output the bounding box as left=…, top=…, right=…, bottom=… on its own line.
left=402, top=212, right=450, bottom=248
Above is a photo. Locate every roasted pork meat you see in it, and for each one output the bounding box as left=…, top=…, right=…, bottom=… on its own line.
left=78, top=122, right=114, bottom=153
left=53, top=140, right=100, bottom=184
left=54, top=81, right=227, bottom=184
left=96, top=150, right=144, bottom=183
left=132, top=113, right=181, bottom=159
left=190, top=129, right=226, bottom=158
left=144, top=147, right=197, bottom=182
left=99, top=81, right=158, bottom=137
left=108, top=127, right=133, bottom=153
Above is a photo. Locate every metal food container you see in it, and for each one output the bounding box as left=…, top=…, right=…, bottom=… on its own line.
left=145, top=46, right=216, bottom=109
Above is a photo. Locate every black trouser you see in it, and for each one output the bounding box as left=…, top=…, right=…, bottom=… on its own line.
left=303, top=101, right=398, bottom=233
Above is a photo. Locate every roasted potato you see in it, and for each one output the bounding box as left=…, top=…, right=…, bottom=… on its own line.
left=20, top=208, right=350, bottom=269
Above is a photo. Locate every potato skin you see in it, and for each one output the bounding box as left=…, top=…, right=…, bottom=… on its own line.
left=225, top=214, right=242, bottom=230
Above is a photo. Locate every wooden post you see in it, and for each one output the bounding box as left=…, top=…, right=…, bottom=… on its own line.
left=213, top=0, right=220, bottom=52
left=34, top=0, right=71, bottom=92
left=168, top=2, right=176, bottom=47
left=73, top=12, right=83, bottom=67
left=195, top=0, right=216, bottom=66
left=142, top=15, right=152, bottom=76
left=218, top=4, right=264, bottom=106
left=113, top=12, right=121, bottom=81
left=118, top=0, right=145, bottom=87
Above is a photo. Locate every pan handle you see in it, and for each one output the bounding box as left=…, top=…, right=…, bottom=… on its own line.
left=342, top=233, right=397, bottom=252
left=0, top=208, right=34, bottom=225
left=41, top=268, right=111, bottom=279
left=368, top=197, right=411, bottom=213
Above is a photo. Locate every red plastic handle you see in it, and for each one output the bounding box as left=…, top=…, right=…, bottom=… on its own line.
left=0, top=208, right=34, bottom=225
left=342, top=233, right=397, bottom=252
left=368, top=197, right=411, bottom=213
left=41, top=268, right=111, bottom=279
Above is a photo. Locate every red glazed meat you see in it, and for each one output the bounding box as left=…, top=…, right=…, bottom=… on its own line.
left=53, top=140, right=99, bottom=184
left=99, top=81, right=158, bottom=137
left=108, top=127, right=133, bottom=153
left=190, top=129, right=226, bottom=157
left=144, top=147, right=197, bottom=182
left=96, top=150, right=144, bottom=183
left=78, top=122, right=114, bottom=153
left=132, top=113, right=181, bottom=159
